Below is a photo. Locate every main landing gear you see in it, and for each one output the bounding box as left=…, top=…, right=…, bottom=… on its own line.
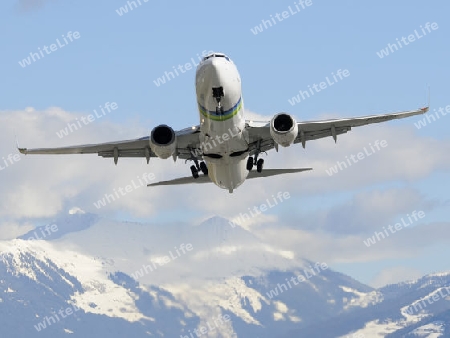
left=247, top=139, right=265, bottom=173
left=188, top=149, right=208, bottom=179
left=247, top=156, right=264, bottom=173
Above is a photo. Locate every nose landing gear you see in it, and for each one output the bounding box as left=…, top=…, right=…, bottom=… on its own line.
left=212, top=87, right=224, bottom=115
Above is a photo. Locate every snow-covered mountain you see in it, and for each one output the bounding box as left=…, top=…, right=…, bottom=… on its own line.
left=1, top=213, right=449, bottom=338
left=282, top=273, right=450, bottom=337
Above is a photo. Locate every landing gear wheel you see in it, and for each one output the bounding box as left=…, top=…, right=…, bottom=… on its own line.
left=200, top=161, right=208, bottom=175
left=190, top=165, right=199, bottom=179
left=246, top=157, right=254, bottom=171
left=257, top=159, right=264, bottom=173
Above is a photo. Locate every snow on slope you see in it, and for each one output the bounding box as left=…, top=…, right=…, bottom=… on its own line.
left=0, top=239, right=147, bottom=322
left=46, top=215, right=315, bottom=333
left=4, top=213, right=450, bottom=337
left=410, top=321, right=445, bottom=337
left=340, top=286, right=384, bottom=310
left=2, top=215, right=321, bottom=337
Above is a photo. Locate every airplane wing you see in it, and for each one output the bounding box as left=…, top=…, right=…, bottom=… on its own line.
left=18, top=126, right=202, bottom=164
left=148, top=168, right=313, bottom=187
left=246, top=106, right=429, bottom=154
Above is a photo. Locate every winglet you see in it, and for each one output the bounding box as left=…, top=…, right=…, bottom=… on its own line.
left=419, top=85, right=431, bottom=113
left=14, top=133, right=27, bottom=154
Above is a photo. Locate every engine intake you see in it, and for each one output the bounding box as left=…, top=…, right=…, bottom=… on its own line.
left=270, top=113, right=298, bottom=147
left=150, top=124, right=177, bottom=159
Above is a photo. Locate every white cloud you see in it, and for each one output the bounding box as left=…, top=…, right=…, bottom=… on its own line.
left=69, top=207, right=85, bottom=215
left=4, top=107, right=447, bottom=222
left=0, top=221, right=34, bottom=240
left=297, top=187, right=434, bottom=235
left=370, top=266, right=423, bottom=288
left=1, top=106, right=449, bottom=277
left=1, top=107, right=167, bottom=218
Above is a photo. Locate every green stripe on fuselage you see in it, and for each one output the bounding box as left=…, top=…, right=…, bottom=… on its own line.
left=198, top=100, right=242, bottom=121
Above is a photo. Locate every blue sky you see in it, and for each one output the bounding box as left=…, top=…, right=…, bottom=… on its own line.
left=1, top=0, right=449, bottom=287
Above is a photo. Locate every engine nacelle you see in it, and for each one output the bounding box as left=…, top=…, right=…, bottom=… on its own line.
left=270, top=113, right=298, bottom=147
left=149, top=124, right=177, bottom=159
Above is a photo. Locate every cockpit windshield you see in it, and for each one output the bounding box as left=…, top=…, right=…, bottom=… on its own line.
left=202, top=53, right=231, bottom=62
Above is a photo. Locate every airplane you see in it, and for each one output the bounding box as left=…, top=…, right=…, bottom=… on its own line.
left=19, top=52, right=429, bottom=193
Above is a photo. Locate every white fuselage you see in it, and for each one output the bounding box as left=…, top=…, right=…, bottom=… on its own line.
left=195, top=53, right=249, bottom=193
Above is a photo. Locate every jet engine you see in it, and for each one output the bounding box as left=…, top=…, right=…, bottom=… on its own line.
left=270, top=113, right=298, bottom=147
left=149, top=124, right=177, bottom=159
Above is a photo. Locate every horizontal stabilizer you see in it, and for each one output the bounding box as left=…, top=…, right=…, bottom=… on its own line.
left=148, top=174, right=211, bottom=187
left=248, top=168, right=312, bottom=178
left=147, top=168, right=312, bottom=187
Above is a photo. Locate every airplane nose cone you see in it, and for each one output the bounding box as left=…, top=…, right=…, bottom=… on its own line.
left=210, top=57, right=222, bottom=67
left=206, top=60, right=223, bottom=84
left=208, top=57, right=231, bottom=83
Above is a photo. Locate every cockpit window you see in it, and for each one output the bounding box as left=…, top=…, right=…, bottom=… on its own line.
left=202, top=53, right=230, bottom=62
